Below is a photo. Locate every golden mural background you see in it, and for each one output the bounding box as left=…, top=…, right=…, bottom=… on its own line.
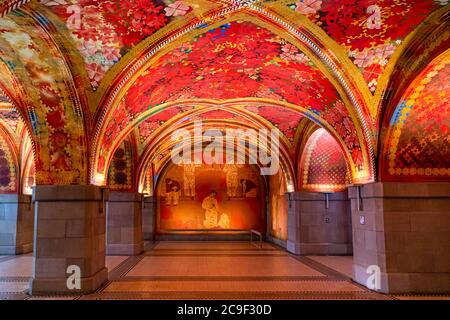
left=156, top=163, right=266, bottom=234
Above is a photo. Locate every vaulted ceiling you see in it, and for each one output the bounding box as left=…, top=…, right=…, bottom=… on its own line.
left=0, top=0, right=448, bottom=190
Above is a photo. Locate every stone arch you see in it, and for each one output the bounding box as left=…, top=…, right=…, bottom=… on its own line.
left=136, top=120, right=296, bottom=194
left=91, top=13, right=376, bottom=185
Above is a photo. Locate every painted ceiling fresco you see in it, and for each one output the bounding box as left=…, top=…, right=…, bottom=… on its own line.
left=135, top=106, right=303, bottom=150
left=288, top=0, right=448, bottom=93
left=301, top=128, right=350, bottom=191
left=0, top=13, right=87, bottom=184
left=0, top=105, right=21, bottom=133
left=243, top=106, right=303, bottom=142
left=383, top=50, right=450, bottom=180
left=125, top=21, right=339, bottom=112
left=98, top=21, right=365, bottom=178
left=39, top=0, right=217, bottom=88
left=0, top=0, right=447, bottom=191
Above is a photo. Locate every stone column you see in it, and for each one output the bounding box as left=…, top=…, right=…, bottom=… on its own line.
left=286, top=192, right=352, bottom=255
left=142, top=196, right=155, bottom=240
left=0, top=194, right=34, bottom=255
left=30, top=185, right=108, bottom=295
left=106, top=191, right=144, bottom=255
left=349, top=182, right=450, bottom=294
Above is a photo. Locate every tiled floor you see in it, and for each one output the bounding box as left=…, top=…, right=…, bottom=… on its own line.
left=127, top=256, right=324, bottom=277
left=0, top=241, right=448, bottom=300
left=307, top=256, right=354, bottom=278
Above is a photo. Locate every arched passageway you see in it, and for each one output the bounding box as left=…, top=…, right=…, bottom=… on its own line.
left=0, top=0, right=448, bottom=299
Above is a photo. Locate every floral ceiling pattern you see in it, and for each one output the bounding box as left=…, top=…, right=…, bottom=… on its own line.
left=301, top=128, right=350, bottom=191
left=383, top=51, right=450, bottom=180
left=0, top=1, right=446, bottom=190
left=39, top=0, right=206, bottom=88
left=289, top=0, right=448, bottom=92
left=135, top=106, right=303, bottom=150
left=98, top=21, right=364, bottom=177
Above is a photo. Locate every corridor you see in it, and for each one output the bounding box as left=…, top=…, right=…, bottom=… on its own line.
left=1, top=242, right=448, bottom=300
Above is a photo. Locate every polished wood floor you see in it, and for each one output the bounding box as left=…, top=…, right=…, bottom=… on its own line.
left=0, top=242, right=448, bottom=300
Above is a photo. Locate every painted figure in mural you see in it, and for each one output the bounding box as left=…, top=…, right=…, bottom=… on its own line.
left=218, top=212, right=231, bottom=229
left=241, top=179, right=257, bottom=197
left=183, top=164, right=196, bottom=198
left=202, top=190, right=219, bottom=229
left=165, top=178, right=180, bottom=206
left=223, top=164, right=239, bottom=197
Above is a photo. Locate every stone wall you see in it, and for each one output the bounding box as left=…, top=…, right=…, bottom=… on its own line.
left=349, top=182, right=450, bottom=294
left=0, top=194, right=34, bottom=255
left=142, top=196, right=155, bottom=240
left=30, top=185, right=108, bottom=295
left=106, top=191, right=144, bottom=256
left=286, top=191, right=352, bottom=255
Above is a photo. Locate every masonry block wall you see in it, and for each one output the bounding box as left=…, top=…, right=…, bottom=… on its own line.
left=142, top=196, right=155, bottom=241
left=286, top=191, right=352, bottom=255
left=30, top=185, right=108, bottom=295
left=349, top=182, right=450, bottom=294
left=106, top=191, right=144, bottom=256
left=0, top=194, right=34, bottom=255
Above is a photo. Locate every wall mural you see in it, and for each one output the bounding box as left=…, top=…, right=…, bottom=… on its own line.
left=269, top=171, right=288, bottom=241
left=157, top=162, right=265, bottom=233
left=288, top=0, right=447, bottom=93
left=383, top=50, right=450, bottom=180
left=301, top=128, right=350, bottom=191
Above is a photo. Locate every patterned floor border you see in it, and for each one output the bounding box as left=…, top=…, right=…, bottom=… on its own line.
left=0, top=241, right=448, bottom=300
left=77, top=291, right=394, bottom=300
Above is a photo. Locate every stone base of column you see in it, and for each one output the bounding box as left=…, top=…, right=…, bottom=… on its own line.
left=349, top=182, right=450, bottom=294
left=286, top=192, right=352, bottom=256
left=142, top=196, right=155, bottom=240
left=106, top=192, right=144, bottom=256
left=0, top=194, right=34, bottom=255
left=29, top=185, right=108, bottom=295
left=288, top=241, right=352, bottom=256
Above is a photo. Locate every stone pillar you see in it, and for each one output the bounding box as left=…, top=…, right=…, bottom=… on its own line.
left=286, top=191, right=352, bottom=255
left=0, top=194, right=34, bottom=255
left=349, top=182, right=450, bottom=294
left=106, top=191, right=144, bottom=255
left=30, top=185, right=108, bottom=295
left=142, top=196, right=155, bottom=240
